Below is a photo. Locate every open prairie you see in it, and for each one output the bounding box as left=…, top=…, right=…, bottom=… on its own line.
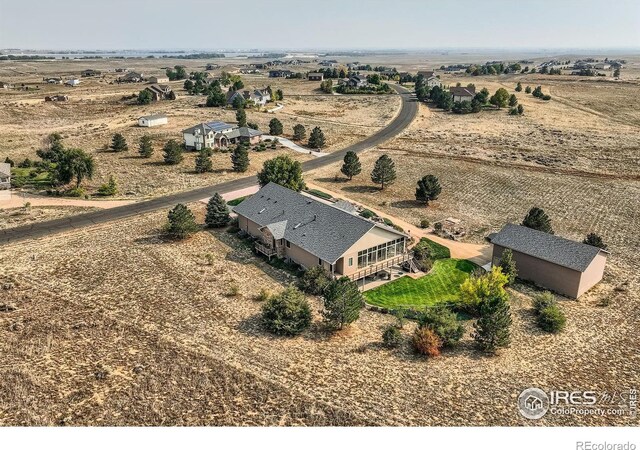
left=0, top=205, right=637, bottom=426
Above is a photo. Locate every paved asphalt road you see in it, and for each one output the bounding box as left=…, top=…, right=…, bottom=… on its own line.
left=1, top=85, right=418, bottom=245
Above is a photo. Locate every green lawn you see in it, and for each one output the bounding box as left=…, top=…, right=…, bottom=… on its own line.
left=364, top=259, right=476, bottom=309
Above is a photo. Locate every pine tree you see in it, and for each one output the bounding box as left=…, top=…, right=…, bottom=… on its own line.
left=340, top=150, right=361, bottom=180
left=307, top=127, right=325, bottom=149
left=163, top=139, right=183, bottom=165
left=522, top=207, right=554, bottom=234
left=269, top=118, right=283, bottom=135
left=205, top=192, right=231, bottom=228
left=111, top=133, right=128, bottom=152
left=499, top=249, right=518, bottom=285
left=415, top=174, right=441, bottom=205
left=138, top=135, right=153, bottom=158
left=371, top=154, right=396, bottom=190
left=230, top=144, right=250, bottom=172
left=236, top=108, right=247, bottom=127
left=515, top=82, right=522, bottom=92
left=166, top=204, right=199, bottom=239
left=472, top=294, right=512, bottom=354
left=194, top=149, right=213, bottom=173
left=508, top=94, right=518, bottom=107
left=321, top=277, right=364, bottom=330
left=525, top=86, right=532, bottom=94
left=292, top=124, right=306, bottom=141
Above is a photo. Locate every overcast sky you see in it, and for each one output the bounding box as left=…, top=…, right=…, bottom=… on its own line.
left=1, top=0, right=638, bottom=50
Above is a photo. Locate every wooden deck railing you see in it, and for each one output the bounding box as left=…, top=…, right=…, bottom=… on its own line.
left=343, top=253, right=410, bottom=281
left=255, top=242, right=277, bottom=257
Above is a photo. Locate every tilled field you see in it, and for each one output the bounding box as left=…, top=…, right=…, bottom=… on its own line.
left=0, top=206, right=637, bottom=426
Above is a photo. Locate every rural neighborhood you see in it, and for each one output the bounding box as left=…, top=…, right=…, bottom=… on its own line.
left=0, top=1, right=638, bottom=447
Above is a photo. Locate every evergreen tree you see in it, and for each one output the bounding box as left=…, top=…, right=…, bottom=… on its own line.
left=166, top=204, right=199, bottom=239
left=206, top=83, right=226, bottom=107
left=232, top=95, right=245, bottom=110
left=292, top=124, right=306, bottom=141
left=261, top=286, right=312, bottom=336
left=340, top=150, right=362, bottom=180
left=307, top=126, right=325, bottom=149
left=321, top=277, right=364, bottom=330
left=269, top=118, right=283, bottom=135
left=515, top=82, right=522, bottom=92
left=163, top=139, right=183, bottom=165
left=415, top=175, right=441, bottom=205
left=583, top=232, right=607, bottom=250
left=205, top=192, right=231, bottom=228
left=522, top=207, right=554, bottom=234
left=111, top=133, right=128, bottom=152
left=525, top=86, right=532, bottom=94
left=371, top=154, right=396, bottom=190
left=508, top=94, right=518, bottom=107
left=138, top=135, right=153, bottom=158
left=489, top=88, right=510, bottom=108
left=472, top=294, right=512, bottom=354
left=194, top=149, right=213, bottom=173
left=236, top=107, right=247, bottom=127
left=257, top=155, right=305, bottom=191
left=498, top=249, right=518, bottom=285
left=230, top=144, right=250, bottom=172
left=137, top=89, right=152, bottom=105
left=517, top=104, right=525, bottom=115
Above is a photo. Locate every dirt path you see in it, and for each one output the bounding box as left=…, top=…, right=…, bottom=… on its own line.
left=305, top=182, right=492, bottom=266
left=0, top=191, right=136, bottom=209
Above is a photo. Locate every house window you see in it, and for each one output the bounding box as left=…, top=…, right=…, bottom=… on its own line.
left=286, top=240, right=291, bottom=248
left=348, top=257, right=353, bottom=266
left=318, top=258, right=322, bottom=266
left=356, top=237, right=406, bottom=269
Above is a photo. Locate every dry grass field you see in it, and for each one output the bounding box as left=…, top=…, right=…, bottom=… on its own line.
left=1, top=205, right=637, bottom=426
left=0, top=58, right=400, bottom=198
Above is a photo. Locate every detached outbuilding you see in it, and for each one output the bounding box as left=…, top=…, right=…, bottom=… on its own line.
left=138, top=114, right=168, bottom=127
left=489, top=224, right=608, bottom=298
left=0, top=162, right=11, bottom=189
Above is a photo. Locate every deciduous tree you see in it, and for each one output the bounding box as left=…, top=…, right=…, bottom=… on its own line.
left=257, top=155, right=305, bottom=191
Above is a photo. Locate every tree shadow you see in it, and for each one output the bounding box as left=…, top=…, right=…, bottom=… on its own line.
left=390, top=199, right=423, bottom=209
left=342, top=185, right=380, bottom=194
left=312, top=176, right=349, bottom=184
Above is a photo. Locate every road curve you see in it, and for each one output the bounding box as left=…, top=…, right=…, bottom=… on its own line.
left=1, top=85, right=418, bottom=245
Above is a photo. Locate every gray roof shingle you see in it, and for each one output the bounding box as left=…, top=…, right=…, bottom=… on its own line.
left=233, top=183, right=404, bottom=263
left=489, top=223, right=606, bottom=272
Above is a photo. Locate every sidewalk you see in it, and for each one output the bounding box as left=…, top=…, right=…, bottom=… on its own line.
left=305, top=182, right=492, bottom=266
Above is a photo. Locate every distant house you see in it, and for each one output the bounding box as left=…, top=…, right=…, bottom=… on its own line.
left=488, top=223, right=608, bottom=298
left=0, top=81, right=13, bottom=89
left=81, top=69, right=101, bottom=77
left=148, top=76, right=169, bottom=84
left=450, top=86, right=475, bottom=102
left=0, top=163, right=11, bottom=189
left=144, top=84, right=172, bottom=101
left=138, top=114, right=168, bottom=127
left=346, top=75, right=368, bottom=88
left=418, top=70, right=435, bottom=78
left=308, top=72, right=324, bottom=81
left=43, top=77, right=63, bottom=84
left=233, top=183, right=410, bottom=280
left=226, top=88, right=271, bottom=107
left=119, top=71, right=144, bottom=82
left=269, top=69, right=292, bottom=78
left=182, top=121, right=262, bottom=149
left=65, top=79, right=81, bottom=87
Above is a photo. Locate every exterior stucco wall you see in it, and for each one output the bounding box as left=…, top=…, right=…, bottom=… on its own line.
left=492, top=244, right=583, bottom=298
left=577, top=251, right=607, bottom=297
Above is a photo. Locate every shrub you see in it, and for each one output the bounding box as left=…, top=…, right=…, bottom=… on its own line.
left=412, top=327, right=442, bottom=357
left=458, top=266, right=509, bottom=316
left=227, top=281, right=240, bottom=297
left=298, top=265, right=331, bottom=295
left=382, top=325, right=403, bottom=348
left=537, top=304, right=566, bottom=333
left=417, top=306, right=464, bottom=348
left=498, top=248, right=517, bottom=285
left=261, top=286, right=312, bottom=336
left=97, top=175, right=118, bottom=196
left=533, top=291, right=556, bottom=313
left=256, top=288, right=272, bottom=302
left=419, top=219, right=430, bottom=229
left=359, top=208, right=377, bottom=219
left=542, top=95, right=551, bottom=101
left=65, top=187, right=86, bottom=198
